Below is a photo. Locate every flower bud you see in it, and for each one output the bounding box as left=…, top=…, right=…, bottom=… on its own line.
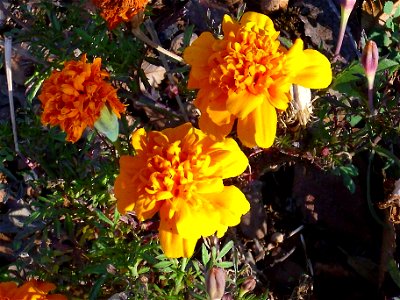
left=239, top=277, right=257, bottom=297
left=206, top=267, right=226, bottom=300
left=361, top=40, right=379, bottom=90
left=361, top=40, right=379, bottom=115
left=335, top=0, right=357, bottom=56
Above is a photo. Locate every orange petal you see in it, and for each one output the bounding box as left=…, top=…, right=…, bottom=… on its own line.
left=237, top=99, right=277, bottom=148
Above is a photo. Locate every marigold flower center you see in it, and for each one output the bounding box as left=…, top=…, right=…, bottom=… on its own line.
left=138, top=139, right=211, bottom=207
left=209, top=27, right=286, bottom=95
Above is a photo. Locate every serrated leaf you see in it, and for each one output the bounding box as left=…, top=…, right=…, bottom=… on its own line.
left=94, top=105, right=119, bottom=142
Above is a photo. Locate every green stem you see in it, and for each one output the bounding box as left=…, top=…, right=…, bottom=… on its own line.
left=174, top=257, right=188, bottom=295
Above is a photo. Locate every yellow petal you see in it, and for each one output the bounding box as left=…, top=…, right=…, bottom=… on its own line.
left=285, top=39, right=332, bottom=89
left=222, top=14, right=239, bottom=36
left=198, top=111, right=234, bottom=140
left=240, top=11, right=276, bottom=33
left=293, top=49, right=332, bottom=88
left=183, top=32, right=215, bottom=66
left=237, top=99, right=277, bottom=148
left=226, top=91, right=263, bottom=119
left=162, top=122, right=192, bottom=143
left=131, top=127, right=147, bottom=150
left=174, top=199, right=219, bottom=239
left=159, top=205, right=198, bottom=258
left=206, top=139, right=249, bottom=178
left=206, top=186, right=250, bottom=235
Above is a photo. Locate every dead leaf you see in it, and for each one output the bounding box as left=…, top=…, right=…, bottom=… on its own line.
left=140, top=61, right=166, bottom=90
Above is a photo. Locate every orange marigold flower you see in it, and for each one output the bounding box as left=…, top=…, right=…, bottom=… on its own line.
left=92, top=0, right=149, bottom=30
left=0, top=280, right=67, bottom=300
left=114, top=123, right=250, bottom=258
left=38, top=54, right=125, bottom=143
left=183, top=12, right=332, bottom=148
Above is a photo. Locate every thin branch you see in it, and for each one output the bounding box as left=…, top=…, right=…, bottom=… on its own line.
left=5, top=36, right=20, bottom=153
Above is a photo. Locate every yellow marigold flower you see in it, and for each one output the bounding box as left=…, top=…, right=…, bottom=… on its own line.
left=183, top=12, right=332, bottom=148
left=114, top=123, right=250, bottom=258
left=0, top=280, right=67, bottom=300
left=38, top=54, right=125, bottom=143
left=92, top=0, right=149, bottom=30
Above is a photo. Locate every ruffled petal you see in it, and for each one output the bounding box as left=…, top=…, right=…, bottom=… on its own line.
left=162, top=122, right=192, bottom=143
left=205, top=186, right=250, bottom=236
left=237, top=99, right=277, bottom=148
left=226, top=91, right=263, bottom=119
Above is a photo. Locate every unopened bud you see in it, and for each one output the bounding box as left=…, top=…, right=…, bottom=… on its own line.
left=361, top=40, right=379, bottom=90
left=221, top=293, right=234, bottom=300
left=335, top=0, right=357, bottom=56
left=361, top=40, right=379, bottom=115
left=340, top=0, right=356, bottom=12
left=206, top=267, right=226, bottom=300
left=239, top=277, right=257, bottom=297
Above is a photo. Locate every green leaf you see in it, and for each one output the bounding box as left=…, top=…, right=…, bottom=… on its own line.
left=383, top=1, right=394, bottom=15
left=201, top=243, right=210, bottom=267
left=377, top=58, right=400, bottom=72
left=331, top=61, right=365, bottom=98
left=217, top=240, right=234, bottom=260
left=153, top=260, right=173, bottom=269
left=95, top=209, right=114, bottom=226
left=216, top=261, right=234, bottom=268
left=94, top=105, right=119, bottom=142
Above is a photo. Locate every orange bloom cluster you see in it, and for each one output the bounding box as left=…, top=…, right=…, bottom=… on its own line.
left=184, top=12, right=332, bottom=148
left=92, top=0, right=149, bottom=30
left=38, top=54, right=125, bottom=143
left=114, top=123, right=250, bottom=258
left=0, top=280, right=67, bottom=300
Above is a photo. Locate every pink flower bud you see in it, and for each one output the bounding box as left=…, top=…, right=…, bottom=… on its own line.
left=239, top=277, right=257, bottom=296
left=340, top=0, right=356, bottom=12
left=206, top=267, right=226, bottom=300
left=361, top=40, right=379, bottom=89
left=335, top=0, right=357, bottom=56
